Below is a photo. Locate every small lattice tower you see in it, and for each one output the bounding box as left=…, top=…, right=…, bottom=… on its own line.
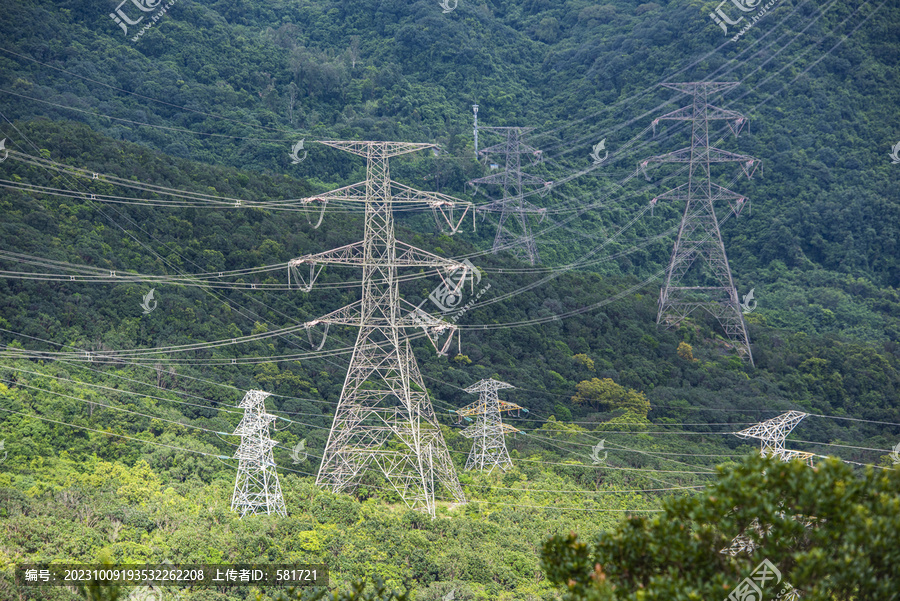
left=469, top=124, right=549, bottom=265
left=721, top=410, right=817, bottom=556
left=456, top=378, right=525, bottom=473
left=231, top=390, right=287, bottom=518
left=734, top=410, right=814, bottom=465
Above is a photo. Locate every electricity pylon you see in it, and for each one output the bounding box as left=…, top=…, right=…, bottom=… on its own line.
left=469, top=125, right=548, bottom=265
left=721, top=411, right=817, bottom=556
left=231, top=390, right=287, bottom=518
left=455, top=378, right=525, bottom=473
left=642, top=82, right=759, bottom=364
left=734, top=410, right=815, bottom=466
left=288, top=141, right=473, bottom=517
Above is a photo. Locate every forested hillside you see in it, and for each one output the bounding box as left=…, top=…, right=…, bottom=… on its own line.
left=0, top=0, right=899, bottom=599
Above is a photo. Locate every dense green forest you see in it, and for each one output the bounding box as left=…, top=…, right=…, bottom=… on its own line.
left=0, top=0, right=899, bottom=598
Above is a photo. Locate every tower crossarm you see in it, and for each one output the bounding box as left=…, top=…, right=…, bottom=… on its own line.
left=461, top=422, right=520, bottom=438
left=463, top=378, right=515, bottom=395
left=477, top=141, right=541, bottom=156
left=289, top=240, right=467, bottom=270
left=655, top=104, right=746, bottom=124
left=394, top=241, right=470, bottom=270
left=318, top=140, right=437, bottom=158
left=289, top=241, right=471, bottom=292
left=289, top=241, right=366, bottom=268
left=654, top=182, right=746, bottom=203
left=296, top=181, right=368, bottom=204
left=296, top=178, right=473, bottom=212
left=475, top=197, right=547, bottom=214
left=388, top=180, right=469, bottom=207
left=304, top=301, right=363, bottom=327
left=476, top=126, right=535, bottom=135
left=661, top=81, right=740, bottom=95
left=470, top=171, right=546, bottom=187
left=642, top=147, right=758, bottom=166
left=735, top=411, right=809, bottom=442
left=652, top=182, right=749, bottom=217
left=455, top=400, right=524, bottom=416
left=498, top=400, right=525, bottom=413
left=302, top=299, right=458, bottom=351
left=455, top=403, right=484, bottom=417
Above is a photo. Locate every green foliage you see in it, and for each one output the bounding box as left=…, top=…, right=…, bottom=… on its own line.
left=542, top=454, right=900, bottom=600
left=572, top=354, right=595, bottom=371
left=571, top=378, right=650, bottom=420
left=676, top=342, right=694, bottom=362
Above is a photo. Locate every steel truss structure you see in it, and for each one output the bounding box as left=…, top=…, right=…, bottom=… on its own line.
left=719, top=512, right=818, bottom=557
left=469, top=125, right=549, bottom=265
left=722, top=411, right=817, bottom=556
left=231, top=389, right=287, bottom=518
left=456, top=378, right=525, bottom=473
left=735, top=410, right=814, bottom=464
left=642, top=82, right=759, bottom=364
left=289, top=141, right=472, bottom=517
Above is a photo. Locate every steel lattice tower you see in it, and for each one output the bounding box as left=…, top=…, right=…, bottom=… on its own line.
left=288, top=141, right=472, bottom=517
left=642, top=82, right=759, bottom=364
left=469, top=126, right=548, bottom=265
left=455, top=378, right=525, bottom=473
left=231, top=390, right=287, bottom=518
left=721, top=411, right=817, bottom=556
left=734, top=410, right=815, bottom=465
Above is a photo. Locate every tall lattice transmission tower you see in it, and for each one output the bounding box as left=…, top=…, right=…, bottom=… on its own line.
left=469, top=121, right=549, bottom=265
left=288, top=141, right=473, bottom=517
left=641, top=82, right=759, bottom=364
left=231, top=390, right=287, bottom=518
left=455, top=378, right=525, bottom=473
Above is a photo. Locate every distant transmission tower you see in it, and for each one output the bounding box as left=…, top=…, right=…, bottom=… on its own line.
left=721, top=410, right=817, bottom=556
left=642, top=82, right=759, bottom=364
left=734, top=410, right=815, bottom=466
left=231, top=390, right=287, bottom=518
left=469, top=125, right=549, bottom=265
left=288, top=141, right=472, bottom=517
left=455, top=378, right=525, bottom=473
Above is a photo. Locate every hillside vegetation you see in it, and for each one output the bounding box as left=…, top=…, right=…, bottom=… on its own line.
left=0, top=0, right=899, bottom=599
